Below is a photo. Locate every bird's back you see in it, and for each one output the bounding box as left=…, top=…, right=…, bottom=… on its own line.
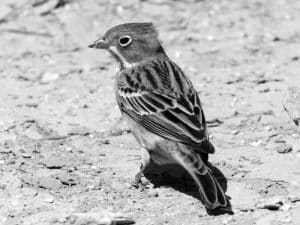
left=116, top=56, right=194, bottom=99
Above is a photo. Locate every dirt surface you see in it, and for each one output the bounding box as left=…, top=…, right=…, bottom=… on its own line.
left=1, top=0, right=300, bottom=224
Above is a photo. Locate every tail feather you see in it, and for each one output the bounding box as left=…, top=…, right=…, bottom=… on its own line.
left=174, top=150, right=227, bottom=209
left=195, top=168, right=227, bottom=209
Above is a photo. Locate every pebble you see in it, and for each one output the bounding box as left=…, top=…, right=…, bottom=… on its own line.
left=56, top=173, right=78, bottom=186
left=38, top=176, right=62, bottom=190
left=68, top=126, right=90, bottom=136
left=288, top=195, right=300, bottom=203
left=21, top=153, right=32, bottom=158
left=43, top=158, right=66, bottom=169
left=44, top=197, right=55, bottom=203
left=0, top=147, right=11, bottom=154
left=101, top=139, right=110, bottom=144
left=251, top=140, right=263, bottom=147
left=40, top=72, right=60, bottom=84
left=140, top=177, right=151, bottom=186
left=283, top=86, right=300, bottom=126
left=277, top=215, right=292, bottom=223
left=256, top=196, right=285, bottom=210
left=24, top=103, right=39, bottom=108
left=292, top=142, right=300, bottom=152
left=277, top=144, right=293, bottom=154
left=222, top=216, right=233, bottom=224
left=281, top=204, right=291, bottom=211
left=148, top=189, right=159, bottom=197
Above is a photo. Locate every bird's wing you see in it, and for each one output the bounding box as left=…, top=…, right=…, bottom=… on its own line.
left=117, top=60, right=213, bottom=154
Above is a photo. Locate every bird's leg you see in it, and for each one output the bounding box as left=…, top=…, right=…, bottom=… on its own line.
left=134, top=147, right=151, bottom=185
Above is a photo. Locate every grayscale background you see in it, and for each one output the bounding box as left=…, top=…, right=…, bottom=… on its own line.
left=0, top=0, right=299, bottom=224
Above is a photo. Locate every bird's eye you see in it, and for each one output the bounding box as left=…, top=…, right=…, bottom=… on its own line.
left=118, top=36, right=132, bottom=47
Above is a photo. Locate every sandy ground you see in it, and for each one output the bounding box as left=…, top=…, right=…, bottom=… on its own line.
left=0, top=0, right=300, bottom=224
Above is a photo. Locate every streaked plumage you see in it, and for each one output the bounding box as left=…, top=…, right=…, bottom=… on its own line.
left=89, top=22, right=229, bottom=211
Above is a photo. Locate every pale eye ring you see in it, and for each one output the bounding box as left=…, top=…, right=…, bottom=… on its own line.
left=118, top=36, right=132, bottom=47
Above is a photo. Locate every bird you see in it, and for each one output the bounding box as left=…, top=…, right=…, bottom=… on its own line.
left=89, top=22, right=229, bottom=212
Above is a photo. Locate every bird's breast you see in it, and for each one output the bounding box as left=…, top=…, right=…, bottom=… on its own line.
left=122, top=113, right=179, bottom=165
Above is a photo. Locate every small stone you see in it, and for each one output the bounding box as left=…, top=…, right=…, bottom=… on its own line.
left=68, top=126, right=90, bottom=136
left=148, top=189, right=159, bottom=197
left=140, top=177, right=150, bottom=186
left=56, top=173, right=79, bottom=186
left=257, top=196, right=285, bottom=210
left=38, top=176, right=62, bottom=190
left=43, top=158, right=66, bottom=169
left=251, top=140, right=263, bottom=147
left=44, top=197, right=55, bottom=203
left=222, top=216, right=233, bottom=224
left=24, top=103, right=39, bottom=108
left=250, top=156, right=263, bottom=165
left=0, top=147, right=12, bottom=154
left=292, top=142, right=300, bottom=152
left=281, top=203, right=291, bottom=211
left=101, top=139, right=110, bottom=144
left=277, top=144, right=293, bottom=154
left=40, top=72, right=60, bottom=84
left=283, top=86, right=300, bottom=126
left=273, top=36, right=281, bottom=42
left=21, top=153, right=31, bottom=158
left=274, top=139, right=286, bottom=143
left=288, top=195, right=300, bottom=203
left=65, top=146, right=72, bottom=152
left=278, top=216, right=292, bottom=223
left=0, top=184, right=6, bottom=190
left=231, top=130, right=239, bottom=135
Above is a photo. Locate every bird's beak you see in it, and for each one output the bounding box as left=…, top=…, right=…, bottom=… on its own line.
left=88, top=37, right=109, bottom=49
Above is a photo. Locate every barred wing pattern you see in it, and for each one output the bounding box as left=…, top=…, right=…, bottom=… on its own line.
left=116, top=58, right=214, bottom=154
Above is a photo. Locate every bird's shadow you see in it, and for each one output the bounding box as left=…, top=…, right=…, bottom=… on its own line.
left=143, top=161, right=233, bottom=216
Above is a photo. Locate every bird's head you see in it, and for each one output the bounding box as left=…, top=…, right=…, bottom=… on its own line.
left=89, top=22, right=165, bottom=69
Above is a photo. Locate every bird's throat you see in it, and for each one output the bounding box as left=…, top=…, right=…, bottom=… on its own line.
left=108, top=46, right=135, bottom=70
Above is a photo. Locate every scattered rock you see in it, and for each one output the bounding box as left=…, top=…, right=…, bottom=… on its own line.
left=277, top=215, right=292, bottom=223
left=250, top=156, right=263, bottom=165
left=222, top=216, right=233, bottom=224
left=40, top=72, right=60, bottom=84
left=207, top=118, right=223, bottom=127
left=274, top=139, right=286, bottom=143
left=276, top=144, right=293, bottom=154
left=140, top=177, right=151, bottom=186
left=44, top=197, right=55, bottom=203
left=283, top=86, right=300, bottom=126
left=24, top=103, right=39, bottom=108
left=148, top=189, right=159, bottom=197
left=56, top=173, right=79, bottom=186
left=21, top=153, right=32, bottom=158
left=250, top=140, right=263, bottom=147
left=0, top=183, right=6, bottom=190
left=0, top=146, right=12, bottom=154
left=66, top=210, right=135, bottom=225
left=292, top=141, right=300, bottom=152
left=43, top=158, right=66, bottom=169
left=281, top=203, right=291, bottom=211
left=256, top=196, right=285, bottom=210
left=38, top=176, right=62, bottom=190
left=288, top=195, right=300, bottom=203
left=67, top=126, right=90, bottom=136
left=33, top=0, right=62, bottom=15
left=100, top=139, right=110, bottom=145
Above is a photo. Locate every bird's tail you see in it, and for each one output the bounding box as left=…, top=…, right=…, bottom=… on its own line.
left=174, top=150, right=228, bottom=210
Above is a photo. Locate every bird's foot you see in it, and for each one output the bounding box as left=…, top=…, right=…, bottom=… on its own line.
left=131, top=172, right=151, bottom=188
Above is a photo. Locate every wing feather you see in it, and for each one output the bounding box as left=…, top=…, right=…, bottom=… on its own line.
left=117, top=58, right=213, bottom=154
